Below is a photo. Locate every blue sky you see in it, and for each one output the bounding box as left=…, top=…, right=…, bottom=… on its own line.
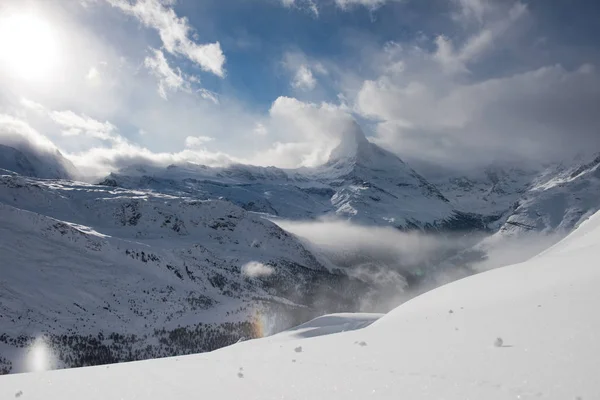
left=0, top=0, right=599, bottom=178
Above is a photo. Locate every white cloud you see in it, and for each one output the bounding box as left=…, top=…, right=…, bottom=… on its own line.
left=283, top=52, right=327, bottom=91
left=0, top=115, right=79, bottom=178
left=280, top=0, right=319, bottom=17
left=453, top=0, right=489, bottom=22
left=355, top=48, right=600, bottom=169
left=86, top=66, right=100, bottom=80
left=20, top=98, right=47, bottom=114
left=292, top=65, right=317, bottom=91
left=249, top=96, right=356, bottom=167
left=197, top=88, right=219, bottom=105
left=49, top=110, right=124, bottom=144
left=107, top=0, right=226, bottom=77
left=335, top=0, right=390, bottom=9
left=241, top=261, right=274, bottom=278
left=184, top=135, right=214, bottom=148
left=144, top=48, right=188, bottom=99
left=66, top=142, right=236, bottom=179
left=253, top=123, right=268, bottom=137
left=434, top=2, right=528, bottom=74
left=0, top=114, right=58, bottom=152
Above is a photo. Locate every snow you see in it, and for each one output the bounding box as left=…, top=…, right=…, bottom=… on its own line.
left=0, top=172, right=376, bottom=372
left=0, top=144, right=76, bottom=180
left=104, top=126, right=456, bottom=228
left=3, top=210, right=600, bottom=399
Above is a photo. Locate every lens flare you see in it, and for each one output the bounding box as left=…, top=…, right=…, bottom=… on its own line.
left=251, top=309, right=280, bottom=338
left=27, top=337, right=49, bottom=372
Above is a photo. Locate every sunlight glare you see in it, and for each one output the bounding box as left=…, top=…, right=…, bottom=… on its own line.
left=27, top=337, right=50, bottom=372
left=0, top=12, right=60, bottom=81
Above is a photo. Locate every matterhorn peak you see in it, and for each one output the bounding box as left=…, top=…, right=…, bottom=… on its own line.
left=327, top=122, right=371, bottom=163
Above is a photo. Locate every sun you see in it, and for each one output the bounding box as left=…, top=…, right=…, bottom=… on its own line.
left=0, top=12, right=60, bottom=81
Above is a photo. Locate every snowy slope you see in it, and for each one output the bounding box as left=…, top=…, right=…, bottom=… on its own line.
left=459, top=153, right=600, bottom=270
left=307, top=124, right=455, bottom=228
left=0, top=144, right=76, bottom=180
left=102, top=126, right=457, bottom=230
left=3, top=208, right=600, bottom=399
left=0, top=173, right=370, bottom=373
left=431, top=165, right=538, bottom=217
left=496, top=153, right=600, bottom=235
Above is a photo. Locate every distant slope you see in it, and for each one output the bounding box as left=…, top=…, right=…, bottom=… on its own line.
left=4, top=206, right=600, bottom=399
left=0, top=144, right=76, bottom=180
left=102, top=125, right=458, bottom=230
left=497, top=153, right=600, bottom=235
left=431, top=165, right=538, bottom=217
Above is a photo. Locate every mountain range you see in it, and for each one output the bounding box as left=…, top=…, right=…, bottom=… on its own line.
left=1, top=126, right=599, bottom=374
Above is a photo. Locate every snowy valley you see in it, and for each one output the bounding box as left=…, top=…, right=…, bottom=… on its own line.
left=3, top=187, right=600, bottom=399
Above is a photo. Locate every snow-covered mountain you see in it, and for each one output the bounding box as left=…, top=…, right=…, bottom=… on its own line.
left=101, top=126, right=459, bottom=230
left=4, top=206, right=600, bottom=399
left=1, top=120, right=600, bottom=377
left=431, top=165, right=539, bottom=217
left=0, top=173, right=371, bottom=373
left=496, top=154, right=600, bottom=235
left=0, top=144, right=76, bottom=180
left=426, top=152, right=600, bottom=273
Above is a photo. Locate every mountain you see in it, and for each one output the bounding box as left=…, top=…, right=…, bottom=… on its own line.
left=0, top=173, right=371, bottom=373
left=4, top=207, right=600, bottom=399
left=307, top=124, right=455, bottom=228
left=437, top=153, right=600, bottom=272
left=2, top=122, right=600, bottom=376
left=0, top=144, right=77, bottom=180
left=101, top=126, right=459, bottom=230
left=430, top=165, right=539, bottom=218
left=495, top=154, right=600, bottom=235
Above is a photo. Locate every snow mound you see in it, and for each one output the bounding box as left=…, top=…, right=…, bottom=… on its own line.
left=273, top=313, right=383, bottom=340
left=3, top=210, right=600, bottom=399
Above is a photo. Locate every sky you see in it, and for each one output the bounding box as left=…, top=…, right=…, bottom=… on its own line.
left=0, top=0, right=599, bottom=178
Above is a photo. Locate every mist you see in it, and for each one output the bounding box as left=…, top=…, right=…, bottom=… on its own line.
left=274, top=218, right=564, bottom=314
left=274, top=218, right=482, bottom=312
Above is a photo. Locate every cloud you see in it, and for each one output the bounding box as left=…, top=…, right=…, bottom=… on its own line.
left=334, top=0, right=391, bottom=9
left=20, top=98, right=47, bottom=114
left=274, top=218, right=476, bottom=311
left=0, top=115, right=78, bottom=178
left=357, top=57, right=600, bottom=169
left=453, top=0, right=489, bottom=22
left=340, top=0, right=600, bottom=170
left=49, top=110, right=125, bottom=144
left=280, top=0, right=319, bottom=17
left=184, top=135, right=214, bottom=148
left=86, top=66, right=100, bottom=81
left=197, top=88, right=219, bottom=105
left=434, top=2, right=528, bottom=74
left=253, top=123, right=268, bottom=137
left=283, top=52, right=328, bottom=91
left=0, top=114, right=59, bottom=153
left=66, top=141, right=235, bottom=178
left=107, top=0, right=226, bottom=77
left=292, top=65, right=317, bottom=91
left=252, top=96, right=355, bottom=167
left=283, top=0, right=396, bottom=12
left=144, top=48, right=188, bottom=99
left=241, top=261, right=274, bottom=278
